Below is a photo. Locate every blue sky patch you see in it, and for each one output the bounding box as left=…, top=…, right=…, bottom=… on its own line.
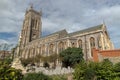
left=0, top=32, right=16, bottom=40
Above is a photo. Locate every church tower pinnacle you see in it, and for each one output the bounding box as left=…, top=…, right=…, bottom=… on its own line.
left=20, top=5, right=42, bottom=48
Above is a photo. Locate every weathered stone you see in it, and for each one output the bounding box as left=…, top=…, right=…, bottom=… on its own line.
left=11, top=58, right=26, bottom=74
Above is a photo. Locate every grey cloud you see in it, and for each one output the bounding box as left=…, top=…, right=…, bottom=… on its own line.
left=0, top=0, right=119, bottom=48
left=0, top=39, right=9, bottom=44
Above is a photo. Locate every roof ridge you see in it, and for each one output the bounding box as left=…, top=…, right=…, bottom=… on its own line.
left=69, top=24, right=103, bottom=36
left=43, top=29, right=67, bottom=38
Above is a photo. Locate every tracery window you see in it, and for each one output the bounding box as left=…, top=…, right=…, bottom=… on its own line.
left=28, top=49, right=30, bottom=58
left=58, top=41, right=64, bottom=53
left=49, top=44, right=54, bottom=54
left=90, top=37, right=95, bottom=56
left=42, top=45, right=45, bottom=55
left=97, top=36, right=101, bottom=49
left=39, top=47, right=41, bottom=55
left=72, top=42, right=75, bottom=47
left=90, top=37, right=95, bottom=48
left=78, top=39, right=82, bottom=48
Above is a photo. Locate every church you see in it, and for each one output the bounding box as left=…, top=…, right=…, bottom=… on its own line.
left=18, top=6, right=114, bottom=61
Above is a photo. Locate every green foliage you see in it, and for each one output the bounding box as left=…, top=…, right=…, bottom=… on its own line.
left=48, top=54, right=58, bottom=68
left=41, top=56, right=49, bottom=62
left=96, top=59, right=114, bottom=80
left=59, top=47, right=84, bottom=67
left=113, top=62, right=120, bottom=78
left=0, top=57, right=13, bottom=65
left=34, top=54, right=41, bottom=63
left=21, top=54, right=59, bottom=68
left=0, top=58, right=23, bottom=80
left=24, top=73, right=67, bottom=80
left=21, top=58, right=34, bottom=67
left=114, top=62, right=120, bottom=72
left=23, top=72, right=52, bottom=80
left=74, top=59, right=120, bottom=80
left=113, top=77, right=120, bottom=80
left=11, top=47, right=16, bottom=59
left=48, top=53, right=58, bottom=63
left=73, top=61, right=87, bottom=80
left=51, top=75, right=67, bottom=80
left=21, top=54, right=42, bottom=67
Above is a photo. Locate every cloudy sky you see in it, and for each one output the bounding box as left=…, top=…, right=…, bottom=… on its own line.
left=0, top=0, right=120, bottom=49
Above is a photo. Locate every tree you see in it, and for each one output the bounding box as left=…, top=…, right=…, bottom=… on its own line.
left=59, top=47, right=84, bottom=68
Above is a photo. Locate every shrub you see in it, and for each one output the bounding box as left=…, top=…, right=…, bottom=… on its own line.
left=0, top=59, right=23, bottom=80
left=51, top=75, right=67, bottom=80
left=23, top=72, right=52, bottom=80
left=74, top=60, right=120, bottom=80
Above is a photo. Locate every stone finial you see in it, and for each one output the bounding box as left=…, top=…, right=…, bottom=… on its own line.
left=39, top=10, right=42, bottom=16
left=28, top=3, right=33, bottom=10
left=102, top=19, right=106, bottom=26
left=101, top=19, right=106, bottom=31
left=30, top=3, right=33, bottom=9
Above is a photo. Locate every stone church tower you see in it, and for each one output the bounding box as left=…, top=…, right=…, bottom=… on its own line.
left=20, top=6, right=42, bottom=48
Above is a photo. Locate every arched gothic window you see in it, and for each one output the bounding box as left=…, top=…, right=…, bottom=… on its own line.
left=78, top=39, right=82, bottom=48
left=42, top=45, right=45, bottom=55
left=49, top=44, right=54, bottom=54
left=39, top=47, right=41, bottom=55
left=90, top=37, right=95, bottom=56
left=34, top=19, right=36, bottom=29
left=71, top=42, right=75, bottom=47
left=28, top=49, right=30, bottom=58
left=37, top=47, right=39, bottom=55
left=58, top=41, right=64, bottom=53
left=90, top=37, right=95, bottom=48
left=97, top=36, right=101, bottom=49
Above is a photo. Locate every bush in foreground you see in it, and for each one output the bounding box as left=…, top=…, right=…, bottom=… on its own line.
left=74, top=59, right=120, bottom=80
left=0, top=58, right=23, bottom=80
left=51, top=75, right=67, bottom=80
left=23, top=72, right=52, bottom=80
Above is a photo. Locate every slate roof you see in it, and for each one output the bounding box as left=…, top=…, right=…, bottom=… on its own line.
left=41, top=24, right=103, bottom=39
left=42, top=29, right=68, bottom=38
left=69, top=24, right=103, bottom=36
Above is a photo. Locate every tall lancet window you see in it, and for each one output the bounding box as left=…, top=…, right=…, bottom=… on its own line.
left=49, top=44, right=54, bottom=54
left=42, top=45, right=45, bottom=55
left=58, top=41, right=64, bottom=53
left=31, top=19, right=34, bottom=29
left=78, top=39, right=82, bottom=48
left=97, top=36, right=101, bottom=49
left=90, top=37, right=95, bottom=56
left=39, top=47, right=41, bottom=55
